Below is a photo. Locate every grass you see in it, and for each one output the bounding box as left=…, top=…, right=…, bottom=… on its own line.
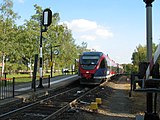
left=1, top=72, right=61, bottom=83
left=0, top=71, right=77, bottom=84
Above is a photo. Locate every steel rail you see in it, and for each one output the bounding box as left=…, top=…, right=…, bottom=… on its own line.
left=43, top=83, right=101, bottom=120
left=0, top=87, right=78, bottom=118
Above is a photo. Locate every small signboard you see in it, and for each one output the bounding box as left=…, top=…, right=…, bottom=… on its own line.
left=53, top=49, right=59, bottom=55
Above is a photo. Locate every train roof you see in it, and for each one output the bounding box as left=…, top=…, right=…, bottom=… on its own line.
left=82, top=52, right=104, bottom=56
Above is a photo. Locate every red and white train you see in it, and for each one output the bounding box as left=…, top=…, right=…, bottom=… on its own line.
left=78, top=51, right=123, bottom=85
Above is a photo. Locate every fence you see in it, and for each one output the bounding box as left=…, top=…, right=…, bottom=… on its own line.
left=0, top=77, right=15, bottom=100
left=0, top=75, right=51, bottom=100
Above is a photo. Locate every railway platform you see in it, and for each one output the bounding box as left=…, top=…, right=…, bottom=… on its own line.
left=0, top=74, right=79, bottom=108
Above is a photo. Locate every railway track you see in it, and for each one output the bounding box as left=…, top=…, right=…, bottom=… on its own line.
left=0, top=81, right=99, bottom=120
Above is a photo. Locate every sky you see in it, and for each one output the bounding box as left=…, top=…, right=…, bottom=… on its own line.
left=12, top=0, right=160, bottom=64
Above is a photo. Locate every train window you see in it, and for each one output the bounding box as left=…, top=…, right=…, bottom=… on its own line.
left=81, top=65, right=96, bottom=70
left=105, top=58, right=108, bottom=68
left=80, top=56, right=100, bottom=65
left=100, top=58, right=106, bottom=68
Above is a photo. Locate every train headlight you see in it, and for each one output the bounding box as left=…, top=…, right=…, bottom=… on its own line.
left=86, top=71, right=89, bottom=73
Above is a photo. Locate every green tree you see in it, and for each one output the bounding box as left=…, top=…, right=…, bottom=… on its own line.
left=0, top=2, right=90, bottom=75
left=131, top=43, right=157, bottom=72
left=122, top=64, right=136, bottom=74
left=0, top=0, right=19, bottom=76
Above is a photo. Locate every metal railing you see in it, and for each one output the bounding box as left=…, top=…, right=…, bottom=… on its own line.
left=0, top=77, right=15, bottom=100
left=0, top=75, right=51, bottom=100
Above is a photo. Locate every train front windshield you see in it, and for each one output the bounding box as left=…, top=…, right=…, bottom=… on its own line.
left=80, top=56, right=100, bottom=70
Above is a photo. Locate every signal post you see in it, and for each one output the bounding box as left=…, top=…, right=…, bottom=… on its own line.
left=38, top=8, right=52, bottom=88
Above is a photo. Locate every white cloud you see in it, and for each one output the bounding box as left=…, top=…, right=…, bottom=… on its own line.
left=61, top=19, right=114, bottom=53
left=80, top=35, right=96, bottom=41
left=66, top=19, right=97, bottom=32
left=96, top=27, right=113, bottom=38
left=63, top=19, right=113, bottom=41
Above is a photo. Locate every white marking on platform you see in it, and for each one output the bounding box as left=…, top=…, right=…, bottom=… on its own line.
left=15, top=75, right=78, bottom=92
left=48, top=75, right=77, bottom=84
left=15, top=87, right=31, bottom=92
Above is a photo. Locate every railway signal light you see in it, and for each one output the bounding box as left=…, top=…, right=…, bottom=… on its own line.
left=42, top=8, right=52, bottom=27
left=38, top=8, right=52, bottom=88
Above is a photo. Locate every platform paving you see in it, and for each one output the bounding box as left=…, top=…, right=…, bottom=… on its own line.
left=0, top=74, right=79, bottom=107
